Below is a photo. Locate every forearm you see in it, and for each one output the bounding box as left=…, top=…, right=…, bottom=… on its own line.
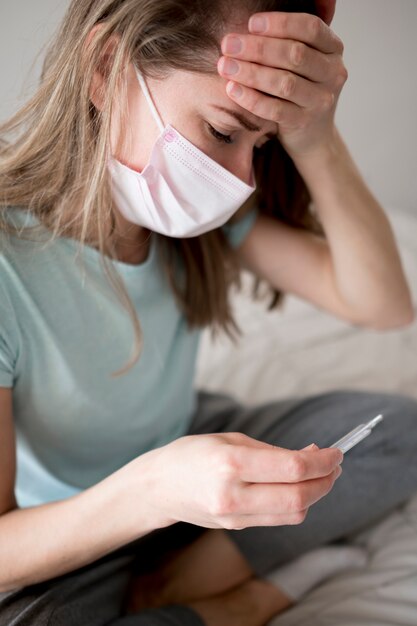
left=0, top=450, right=169, bottom=592
left=293, top=126, right=414, bottom=327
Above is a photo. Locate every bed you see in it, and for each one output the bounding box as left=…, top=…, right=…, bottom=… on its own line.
left=196, top=206, right=417, bottom=625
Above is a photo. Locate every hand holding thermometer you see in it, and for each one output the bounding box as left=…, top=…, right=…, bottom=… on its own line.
left=330, top=414, right=384, bottom=454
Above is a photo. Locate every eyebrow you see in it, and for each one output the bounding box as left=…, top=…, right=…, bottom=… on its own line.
left=210, top=105, right=276, bottom=138
left=210, top=104, right=262, bottom=132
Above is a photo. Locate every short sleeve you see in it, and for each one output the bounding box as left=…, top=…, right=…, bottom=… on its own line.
left=0, top=285, right=18, bottom=388
left=221, top=206, right=259, bottom=249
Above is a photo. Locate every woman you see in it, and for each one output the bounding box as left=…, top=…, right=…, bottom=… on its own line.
left=0, top=0, right=416, bottom=624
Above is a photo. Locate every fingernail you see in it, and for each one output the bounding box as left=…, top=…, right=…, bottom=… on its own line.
left=249, top=15, right=267, bottom=33
left=304, top=443, right=319, bottom=451
left=227, top=81, right=243, bottom=98
left=223, top=36, right=243, bottom=55
left=220, top=57, right=239, bottom=76
left=335, top=466, right=343, bottom=479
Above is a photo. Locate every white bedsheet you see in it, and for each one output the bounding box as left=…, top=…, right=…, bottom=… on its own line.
left=268, top=493, right=417, bottom=626
left=196, top=207, right=417, bottom=625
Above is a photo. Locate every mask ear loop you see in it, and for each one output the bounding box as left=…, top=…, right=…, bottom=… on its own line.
left=134, top=65, right=165, bottom=133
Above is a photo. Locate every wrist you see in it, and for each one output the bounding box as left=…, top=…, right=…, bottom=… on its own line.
left=128, top=447, right=177, bottom=533
left=94, top=448, right=174, bottom=546
left=290, top=125, right=342, bottom=173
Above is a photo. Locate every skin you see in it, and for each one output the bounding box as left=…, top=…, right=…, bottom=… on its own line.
left=89, top=4, right=343, bottom=266
left=124, top=530, right=296, bottom=624
left=91, top=8, right=412, bottom=326
left=123, top=463, right=344, bottom=625
left=0, top=0, right=410, bottom=609
left=218, top=10, right=345, bottom=158
left=90, top=40, right=277, bottom=264
left=87, top=3, right=413, bottom=624
left=115, top=67, right=275, bottom=252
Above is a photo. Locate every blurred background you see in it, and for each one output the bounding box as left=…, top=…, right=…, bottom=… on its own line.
left=1, top=0, right=417, bottom=214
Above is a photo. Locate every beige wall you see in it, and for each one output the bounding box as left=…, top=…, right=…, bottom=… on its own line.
left=332, top=0, right=417, bottom=213
left=1, top=0, right=416, bottom=212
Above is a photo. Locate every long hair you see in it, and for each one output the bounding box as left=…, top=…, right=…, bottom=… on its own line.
left=0, top=0, right=324, bottom=375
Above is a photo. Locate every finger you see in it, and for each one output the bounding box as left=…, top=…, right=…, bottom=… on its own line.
left=222, top=460, right=342, bottom=519
left=225, top=508, right=310, bottom=529
left=302, top=443, right=319, bottom=451
left=225, top=81, right=305, bottom=127
left=233, top=466, right=341, bottom=514
left=248, top=12, right=344, bottom=55
left=221, top=34, right=335, bottom=83
left=233, top=443, right=343, bottom=483
left=218, top=59, right=334, bottom=110
left=221, top=431, right=284, bottom=450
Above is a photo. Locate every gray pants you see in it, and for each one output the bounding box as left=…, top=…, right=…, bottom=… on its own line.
left=2, top=388, right=417, bottom=625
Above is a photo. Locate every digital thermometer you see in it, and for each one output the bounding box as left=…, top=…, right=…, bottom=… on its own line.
left=330, top=414, right=384, bottom=454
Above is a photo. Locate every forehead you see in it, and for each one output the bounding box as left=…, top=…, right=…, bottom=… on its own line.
left=148, top=12, right=276, bottom=132
left=164, top=69, right=271, bottom=131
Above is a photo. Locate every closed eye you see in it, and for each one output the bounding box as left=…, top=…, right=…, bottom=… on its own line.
left=207, top=123, right=233, bottom=145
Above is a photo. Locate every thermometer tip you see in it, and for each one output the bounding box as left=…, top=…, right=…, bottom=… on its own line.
left=369, top=414, right=384, bottom=428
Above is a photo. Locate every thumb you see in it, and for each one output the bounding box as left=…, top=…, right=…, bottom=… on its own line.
left=302, top=443, right=320, bottom=451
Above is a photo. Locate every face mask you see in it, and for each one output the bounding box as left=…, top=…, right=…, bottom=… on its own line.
left=107, top=66, right=256, bottom=238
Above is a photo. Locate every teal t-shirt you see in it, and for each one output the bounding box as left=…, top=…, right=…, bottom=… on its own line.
left=0, top=207, right=258, bottom=508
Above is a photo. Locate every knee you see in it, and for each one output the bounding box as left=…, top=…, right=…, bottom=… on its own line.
left=377, top=392, right=417, bottom=452
left=326, top=389, right=417, bottom=426
left=346, top=390, right=417, bottom=459
left=322, top=389, right=417, bottom=454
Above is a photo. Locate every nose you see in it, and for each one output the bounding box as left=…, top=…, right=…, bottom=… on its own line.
left=227, top=151, right=254, bottom=186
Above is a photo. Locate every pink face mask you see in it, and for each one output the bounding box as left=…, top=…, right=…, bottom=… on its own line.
left=107, top=66, right=256, bottom=238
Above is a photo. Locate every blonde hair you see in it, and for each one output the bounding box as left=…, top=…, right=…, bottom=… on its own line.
left=0, top=0, right=323, bottom=376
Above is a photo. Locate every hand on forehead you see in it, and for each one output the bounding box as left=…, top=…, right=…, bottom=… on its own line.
left=217, top=1, right=345, bottom=156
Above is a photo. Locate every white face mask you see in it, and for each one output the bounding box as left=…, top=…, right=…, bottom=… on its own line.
left=107, top=66, right=256, bottom=238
